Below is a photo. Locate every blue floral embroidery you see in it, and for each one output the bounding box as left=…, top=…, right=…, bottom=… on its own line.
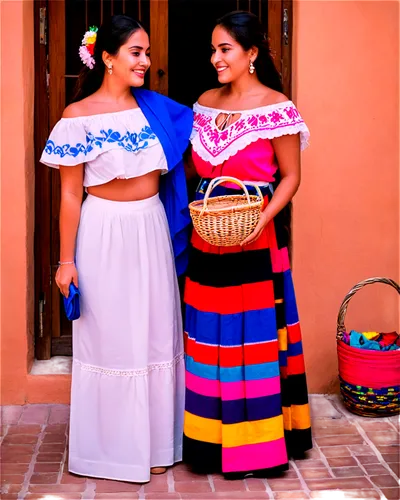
left=44, top=126, right=157, bottom=158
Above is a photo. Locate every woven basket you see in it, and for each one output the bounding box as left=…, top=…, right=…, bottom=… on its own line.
left=189, top=176, right=264, bottom=247
left=336, top=277, right=400, bottom=417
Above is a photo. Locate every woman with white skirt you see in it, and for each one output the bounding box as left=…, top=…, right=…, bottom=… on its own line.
left=40, top=15, right=192, bottom=483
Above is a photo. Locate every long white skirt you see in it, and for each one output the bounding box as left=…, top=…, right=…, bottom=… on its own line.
left=68, top=194, right=185, bottom=483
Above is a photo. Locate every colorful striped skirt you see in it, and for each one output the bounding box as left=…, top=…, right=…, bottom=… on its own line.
left=183, top=180, right=312, bottom=478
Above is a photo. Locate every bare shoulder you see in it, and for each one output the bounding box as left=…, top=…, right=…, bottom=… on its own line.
left=197, top=88, right=223, bottom=107
left=260, top=89, right=290, bottom=107
left=62, top=95, right=100, bottom=118
left=62, top=101, right=88, bottom=119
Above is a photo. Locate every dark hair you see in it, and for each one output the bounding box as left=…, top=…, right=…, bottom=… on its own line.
left=215, top=11, right=282, bottom=92
left=216, top=12, right=290, bottom=245
left=72, top=15, right=145, bottom=102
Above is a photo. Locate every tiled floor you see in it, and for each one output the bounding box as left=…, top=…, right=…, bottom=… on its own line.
left=1, top=395, right=399, bottom=500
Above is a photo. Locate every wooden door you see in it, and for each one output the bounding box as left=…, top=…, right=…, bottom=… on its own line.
left=168, top=0, right=292, bottom=105
left=34, top=0, right=291, bottom=359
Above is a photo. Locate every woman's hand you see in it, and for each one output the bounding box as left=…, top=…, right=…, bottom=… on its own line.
left=241, top=132, right=301, bottom=247
left=240, top=213, right=269, bottom=246
left=55, top=263, right=78, bottom=298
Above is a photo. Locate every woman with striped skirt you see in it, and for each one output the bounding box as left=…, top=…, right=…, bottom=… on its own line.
left=183, top=11, right=312, bottom=479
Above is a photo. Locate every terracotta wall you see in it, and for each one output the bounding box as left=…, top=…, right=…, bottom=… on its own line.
left=1, top=0, right=35, bottom=404
left=292, top=0, right=400, bottom=393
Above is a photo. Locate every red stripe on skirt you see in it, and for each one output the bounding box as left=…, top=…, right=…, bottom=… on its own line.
left=185, top=278, right=275, bottom=314
left=185, top=334, right=219, bottom=365
left=185, top=335, right=279, bottom=367
left=244, top=342, right=279, bottom=366
left=288, top=323, right=302, bottom=343
left=288, top=354, right=306, bottom=375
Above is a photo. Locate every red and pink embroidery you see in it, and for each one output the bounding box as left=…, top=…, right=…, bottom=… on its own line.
left=191, top=101, right=310, bottom=165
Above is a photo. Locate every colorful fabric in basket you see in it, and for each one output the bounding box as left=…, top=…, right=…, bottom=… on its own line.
left=343, top=330, right=400, bottom=351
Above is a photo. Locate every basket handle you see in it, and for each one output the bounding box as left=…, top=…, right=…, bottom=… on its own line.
left=201, top=176, right=263, bottom=214
left=336, top=277, right=400, bottom=340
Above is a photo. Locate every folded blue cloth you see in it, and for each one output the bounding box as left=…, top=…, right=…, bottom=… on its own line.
left=63, top=283, right=80, bottom=321
left=349, top=330, right=399, bottom=351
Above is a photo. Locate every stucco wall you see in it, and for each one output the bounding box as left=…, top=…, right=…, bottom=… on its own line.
left=292, top=0, right=399, bottom=393
left=1, top=0, right=35, bottom=404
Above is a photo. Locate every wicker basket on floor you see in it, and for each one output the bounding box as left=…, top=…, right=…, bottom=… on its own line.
left=336, top=277, right=400, bottom=417
left=189, top=176, right=264, bottom=247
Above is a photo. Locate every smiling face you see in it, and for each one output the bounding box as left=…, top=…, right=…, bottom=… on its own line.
left=104, top=28, right=150, bottom=87
left=211, top=25, right=257, bottom=84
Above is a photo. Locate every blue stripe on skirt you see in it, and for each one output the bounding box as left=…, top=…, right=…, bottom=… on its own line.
left=185, top=388, right=283, bottom=423
left=186, top=305, right=278, bottom=346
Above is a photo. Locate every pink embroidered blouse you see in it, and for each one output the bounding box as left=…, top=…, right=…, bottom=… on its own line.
left=190, top=101, right=310, bottom=184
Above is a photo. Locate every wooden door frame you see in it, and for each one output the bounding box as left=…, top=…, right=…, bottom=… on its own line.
left=149, top=0, right=168, bottom=95
left=34, top=0, right=67, bottom=360
left=33, top=0, right=293, bottom=360
left=34, top=0, right=52, bottom=360
left=281, top=0, right=292, bottom=97
left=269, top=0, right=292, bottom=98
left=49, top=0, right=66, bottom=345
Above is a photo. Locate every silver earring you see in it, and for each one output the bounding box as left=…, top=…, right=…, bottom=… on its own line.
left=249, top=61, right=255, bottom=74
left=108, top=64, right=113, bottom=75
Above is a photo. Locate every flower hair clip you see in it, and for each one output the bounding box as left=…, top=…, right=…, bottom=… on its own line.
left=79, top=26, right=98, bottom=69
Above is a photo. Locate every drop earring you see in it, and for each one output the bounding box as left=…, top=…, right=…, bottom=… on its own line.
left=108, top=64, right=113, bottom=75
left=249, top=61, right=255, bottom=74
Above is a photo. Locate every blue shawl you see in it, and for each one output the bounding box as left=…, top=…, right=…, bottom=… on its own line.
left=132, top=88, right=193, bottom=276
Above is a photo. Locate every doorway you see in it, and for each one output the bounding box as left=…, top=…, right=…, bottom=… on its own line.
left=34, top=0, right=291, bottom=359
